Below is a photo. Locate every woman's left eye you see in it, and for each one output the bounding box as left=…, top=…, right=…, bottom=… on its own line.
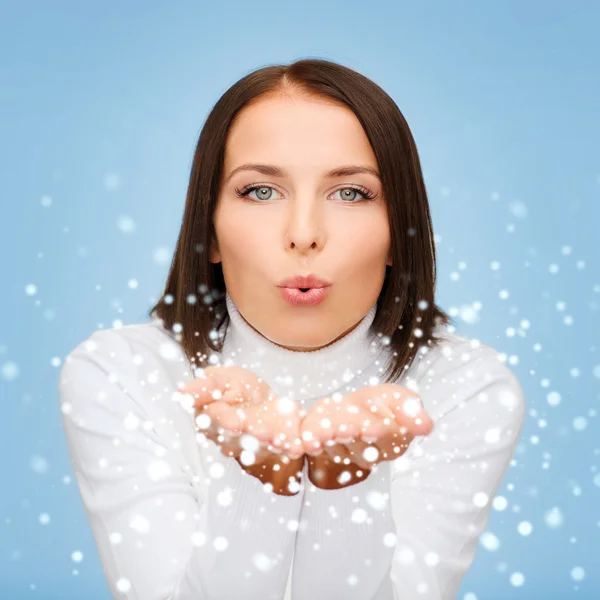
left=333, top=187, right=377, bottom=202
left=235, top=185, right=377, bottom=203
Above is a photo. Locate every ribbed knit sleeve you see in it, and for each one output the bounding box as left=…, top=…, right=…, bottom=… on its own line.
left=59, top=330, right=303, bottom=600
left=291, top=345, right=526, bottom=599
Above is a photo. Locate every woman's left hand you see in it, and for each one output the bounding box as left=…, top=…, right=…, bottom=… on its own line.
left=300, top=384, right=434, bottom=487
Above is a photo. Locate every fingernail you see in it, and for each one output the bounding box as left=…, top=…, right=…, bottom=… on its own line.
left=335, top=437, right=354, bottom=444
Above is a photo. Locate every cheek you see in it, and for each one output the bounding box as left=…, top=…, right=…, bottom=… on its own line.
left=214, top=208, right=273, bottom=264
left=338, top=214, right=390, bottom=263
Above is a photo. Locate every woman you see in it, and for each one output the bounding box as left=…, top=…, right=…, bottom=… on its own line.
left=59, top=58, right=525, bottom=600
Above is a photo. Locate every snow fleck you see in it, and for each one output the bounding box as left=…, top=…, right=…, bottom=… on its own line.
left=517, top=521, right=533, bottom=536
left=124, top=412, right=140, bottom=431
left=252, top=552, right=274, bottom=572
left=30, top=455, right=49, bottom=474
left=347, top=574, right=359, bottom=586
left=571, top=566, right=585, bottom=581
left=383, top=532, right=397, bottom=547
left=217, top=487, right=234, bottom=507
left=109, top=532, right=123, bottom=545
left=510, top=572, right=525, bottom=587
left=424, top=552, right=440, bottom=566
left=40, top=195, right=52, bottom=207
left=544, top=507, right=564, bottom=528
left=547, top=391, right=561, bottom=406
left=103, top=173, right=122, bottom=190
left=195, top=413, right=211, bottom=429
left=277, top=396, right=295, bottom=414
left=480, top=532, right=500, bottom=551
left=396, top=545, right=415, bottom=565
left=573, top=417, right=587, bottom=431
left=402, top=397, right=421, bottom=418
left=213, top=536, right=228, bottom=551
left=117, top=215, right=136, bottom=233
left=1, top=361, right=19, bottom=381
left=240, top=434, right=260, bottom=453
left=159, top=342, right=179, bottom=361
left=508, top=201, right=528, bottom=219
left=209, top=463, right=225, bottom=479
left=497, top=388, right=519, bottom=411
left=191, top=532, right=206, bottom=547
left=493, top=496, right=508, bottom=511
left=25, top=284, right=37, bottom=296
left=153, top=247, right=171, bottom=265
left=39, top=513, right=50, bottom=525
left=336, top=470, right=352, bottom=485
left=366, top=490, right=388, bottom=511
left=458, top=304, right=480, bottom=324
left=351, top=508, right=368, bottom=524
left=473, top=492, right=489, bottom=507
left=116, top=577, right=131, bottom=593
left=128, top=279, right=138, bottom=289
left=319, top=418, right=332, bottom=430
left=287, top=519, right=299, bottom=532
left=484, top=428, right=501, bottom=444
left=363, top=446, right=379, bottom=463
left=129, top=514, right=150, bottom=534
left=71, top=551, right=83, bottom=563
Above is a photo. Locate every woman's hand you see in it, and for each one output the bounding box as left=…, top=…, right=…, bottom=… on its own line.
left=179, top=365, right=305, bottom=495
left=300, top=384, right=434, bottom=489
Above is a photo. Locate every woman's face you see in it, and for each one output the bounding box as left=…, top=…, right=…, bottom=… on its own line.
left=210, top=90, right=391, bottom=351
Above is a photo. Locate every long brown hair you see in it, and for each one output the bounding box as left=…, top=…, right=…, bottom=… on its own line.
left=148, top=58, right=452, bottom=383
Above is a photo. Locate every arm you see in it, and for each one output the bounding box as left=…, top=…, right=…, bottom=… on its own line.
left=292, top=346, right=526, bottom=600
left=59, top=330, right=303, bottom=600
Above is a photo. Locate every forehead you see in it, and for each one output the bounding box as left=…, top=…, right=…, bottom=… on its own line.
left=224, top=93, right=378, bottom=173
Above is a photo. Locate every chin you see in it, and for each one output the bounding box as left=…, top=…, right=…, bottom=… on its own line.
left=271, top=327, right=337, bottom=352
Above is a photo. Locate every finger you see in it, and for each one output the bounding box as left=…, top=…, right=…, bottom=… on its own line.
left=300, top=405, right=333, bottom=454
left=182, top=372, right=230, bottom=409
left=387, top=390, right=434, bottom=436
left=202, top=401, right=243, bottom=434
left=272, top=421, right=304, bottom=459
left=344, top=439, right=381, bottom=470
left=323, top=441, right=352, bottom=465
left=240, top=404, right=274, bottom=443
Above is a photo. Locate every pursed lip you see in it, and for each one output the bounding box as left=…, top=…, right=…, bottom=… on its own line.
left=278, top=274, right=332, bottom=289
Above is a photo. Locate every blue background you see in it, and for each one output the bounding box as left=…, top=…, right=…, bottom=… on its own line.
left=1, top=1, right=599, bottom=598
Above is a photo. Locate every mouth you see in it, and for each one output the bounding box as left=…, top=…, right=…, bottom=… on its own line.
left=278, top=274, right=332, bottom=290
left=279, top=286, right=330, bottom=306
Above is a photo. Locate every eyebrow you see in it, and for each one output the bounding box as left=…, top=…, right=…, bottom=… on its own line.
left=225, top=163, right=381, bottom=183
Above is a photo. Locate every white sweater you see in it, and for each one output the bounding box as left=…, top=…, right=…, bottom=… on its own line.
left=59, top=292, right=525, bottom=600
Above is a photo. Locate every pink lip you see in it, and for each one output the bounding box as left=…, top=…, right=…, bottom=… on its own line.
left=279, top=287, right=329, bottom=306
left=278, top=274, right=332, bottom=289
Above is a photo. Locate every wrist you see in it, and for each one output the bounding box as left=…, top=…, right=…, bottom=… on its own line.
left=236, top=455, right=305, bottom=495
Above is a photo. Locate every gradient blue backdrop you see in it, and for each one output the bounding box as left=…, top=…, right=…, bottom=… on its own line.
left=1, top=1, right=599, bottom=598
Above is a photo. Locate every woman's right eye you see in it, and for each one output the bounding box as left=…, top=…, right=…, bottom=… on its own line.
left=235, top=185, right=281, bottom=202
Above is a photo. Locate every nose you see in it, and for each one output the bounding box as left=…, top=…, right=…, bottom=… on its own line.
left=284, top=198, right=326, bottom=255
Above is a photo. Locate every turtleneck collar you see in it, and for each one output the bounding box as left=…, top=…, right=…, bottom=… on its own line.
left=220, top=292, right=389, bottom=406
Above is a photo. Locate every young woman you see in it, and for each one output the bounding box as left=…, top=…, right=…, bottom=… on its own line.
left=59, top=58, right=525, bottom=600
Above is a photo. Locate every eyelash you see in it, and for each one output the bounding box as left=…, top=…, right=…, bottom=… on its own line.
left=234, top=184, right=378, bottom=203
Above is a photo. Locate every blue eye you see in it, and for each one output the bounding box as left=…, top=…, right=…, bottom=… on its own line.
left=235, top=185, right=377, bottom=203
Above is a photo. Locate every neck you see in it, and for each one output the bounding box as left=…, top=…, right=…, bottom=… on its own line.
left=220, top=292, right=390, bottom=406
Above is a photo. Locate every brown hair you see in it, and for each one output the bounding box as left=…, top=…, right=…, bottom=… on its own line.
left=148, top=58, right=452, bottom=383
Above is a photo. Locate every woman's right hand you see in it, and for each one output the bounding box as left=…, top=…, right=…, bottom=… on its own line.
left=178, top=365, right=305, bottom=494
